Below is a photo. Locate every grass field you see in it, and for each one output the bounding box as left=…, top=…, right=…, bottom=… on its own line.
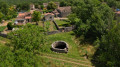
left=41, top=32, right=80, bottom=58
left=40, top=31, right=92, bottom=67
left=0, top=26, right=6, bottom=32
left=55, top=20, right=70, bottom=27
left=0, top=36, right=10, bottom=46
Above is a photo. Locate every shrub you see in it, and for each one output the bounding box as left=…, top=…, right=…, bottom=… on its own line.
left=7, top=22, right=13, bottom=30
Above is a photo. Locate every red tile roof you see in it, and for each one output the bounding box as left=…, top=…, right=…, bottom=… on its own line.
left=115, top=11, right=120, bottom=14
left=25, top=16, right=32, bottom=19
left=44, top=13, right=54, bottom=16
left=16, top=12, right=31, bottom=20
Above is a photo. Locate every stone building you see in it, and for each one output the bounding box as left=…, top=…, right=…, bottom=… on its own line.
left=52, top=6, right=71, bottom=17
left=43, top=13, right=54, bottom=21
left=14, top=12, right=32, bottom=25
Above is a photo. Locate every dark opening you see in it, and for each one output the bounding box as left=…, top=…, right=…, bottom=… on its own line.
left=55, top=42, right=66, bottom=49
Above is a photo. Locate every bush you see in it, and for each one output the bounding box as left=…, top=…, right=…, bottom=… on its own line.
left=7, top=22, right=13, bottom=30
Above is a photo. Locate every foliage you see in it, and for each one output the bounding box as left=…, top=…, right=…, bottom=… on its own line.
left=71, top=0, right=114, bottom=43
left=0, top=2, right=17, bottom=21
left=41, top=5, right=44, bottom=10
left=16, top=3, right=30, bottom=11
left=32, top=11, right=41, bottom=25
left=92, top=23, right=120, bottom=67
left=0, top=46, right=14, bottom=67
left=0, top=26, right=6, bottom=32
left=100, top=0, right=120, bottom=9
left=0, top=12, right=4, bottom=22
left=7, top=22, right=13, bottom=30
left=1, top=24, right=46, bottom=66
left=47, top=1, right=57, bottom=11
left=68, top=14, right=80, bottom=25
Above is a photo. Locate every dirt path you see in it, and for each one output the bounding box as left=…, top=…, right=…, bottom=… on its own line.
left=41, top=55, right=92, bottom=67
left=41, top=53, right=91, bottom=64
left=0, top=20, right=12, bottom=26
left=0, top=40, right=6, bottom=44
left=41, top=53, right=93, bottom=67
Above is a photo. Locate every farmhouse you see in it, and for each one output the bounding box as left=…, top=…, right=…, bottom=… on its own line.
left=14, top=12, right=32, bottom=25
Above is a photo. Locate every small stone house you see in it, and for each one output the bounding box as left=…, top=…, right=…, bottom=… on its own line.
left=43, top=13, right=54, bottom=21
left=52, top=6, right=71, bottom=17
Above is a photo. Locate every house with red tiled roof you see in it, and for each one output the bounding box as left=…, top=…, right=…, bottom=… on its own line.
left=14, top=12, right=32, bottom=25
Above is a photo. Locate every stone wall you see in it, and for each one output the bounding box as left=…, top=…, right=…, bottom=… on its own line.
left=47, top=30, right=61, bottom=35
left=0, top=32, right=7, bottom=38
left=46, top=25, right=75, bottom=35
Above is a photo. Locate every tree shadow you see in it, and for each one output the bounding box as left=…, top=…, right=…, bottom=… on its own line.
left=59, top=24, right=70, bottom=27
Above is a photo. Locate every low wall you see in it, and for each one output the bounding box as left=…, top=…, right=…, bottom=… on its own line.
left=46, top=25, right=75, bottom=35
left=0, top=32, right=7, bottom=38
left=59, top=25, right=75, bottom=32
left=47, top=30, right=61, bottom=35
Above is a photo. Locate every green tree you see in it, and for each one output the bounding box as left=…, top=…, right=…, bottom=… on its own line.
left=41, top=5, right=44, bottom=10
left=7, top=24, right=45, bottom=66
left=7, top=22, right=13, bottom=30
left=0, top=45, right=14, bottom=67
left=72, top=0, right=114, bottom=43
left=47, top=1, right=57, bottom=11
left=68, top=14, right=80, bottom=25
left=32, top=11, right=41, bottom=25
left=92, top=23, right=120, bottom=66
left=0, top=12, right=4, bottom=23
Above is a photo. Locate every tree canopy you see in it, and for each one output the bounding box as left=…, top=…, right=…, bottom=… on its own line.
left=0, top=24, right=46, bottom=66
left=32, top=11, right=41, bottom=25
left=47, top=1, right=57, bottom=11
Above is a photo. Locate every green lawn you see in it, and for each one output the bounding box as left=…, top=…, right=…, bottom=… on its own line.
left=0, top=36, right=10, bottom=45
left=41, top=31, right=82, bottom=59
left=40, top=31, right=92, bottom=67
left=0, top=26, right=6, bottom=32
left=55, top=20, right=70, bottom=27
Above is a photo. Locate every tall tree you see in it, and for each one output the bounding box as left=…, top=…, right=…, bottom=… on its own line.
left=0, top=12, right=4, bottom=23
left=32, top=11, right=41, bottom=25
left=71, top=0, right=114, bottom=43
left=92, top=23, right=120, bottom=67
left=7, top=24, right=45, bottom=66
left=47, top=1, right=57, bottom=11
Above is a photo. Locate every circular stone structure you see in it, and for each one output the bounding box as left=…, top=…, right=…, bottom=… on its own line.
left=51, top=41, right=69, bottom=53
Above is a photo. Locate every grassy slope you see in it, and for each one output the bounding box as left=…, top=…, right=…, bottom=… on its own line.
left=0, top=36, right=9, bottom=46
left=55, top=20, right=70, bottom=28
left=40, top=32, right=92, bottom=67
left=41, top=32, right=80, bottom=58
left=0, top=26, right=6, bottom=32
